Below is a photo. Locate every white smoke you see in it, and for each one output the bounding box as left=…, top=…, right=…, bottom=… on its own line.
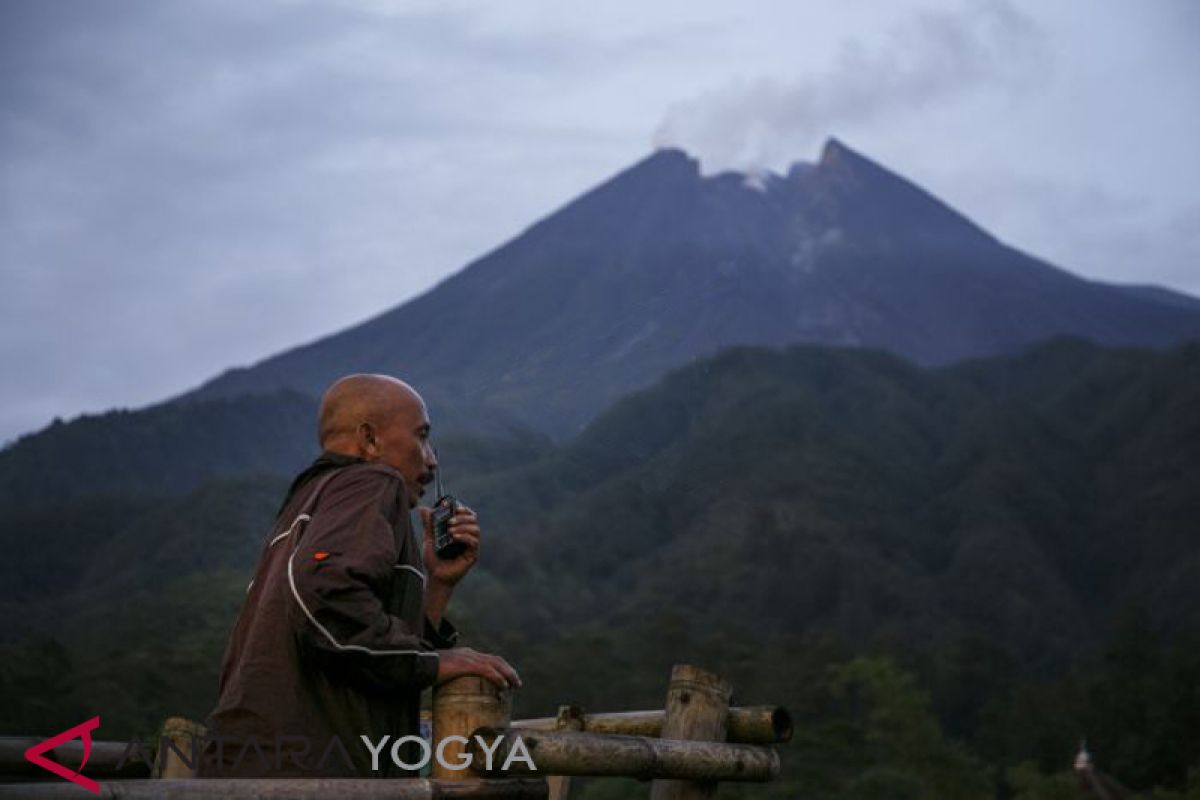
left=653, top=0, right=1046, bottom=173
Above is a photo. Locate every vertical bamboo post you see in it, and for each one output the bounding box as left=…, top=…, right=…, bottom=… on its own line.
left=432, top=677, right=511, bottom=780
left=157, top=717, right=207, bottom=779
left=649, top=665, right=733, bottom=800
left=546, top=705, right=584, bottom=800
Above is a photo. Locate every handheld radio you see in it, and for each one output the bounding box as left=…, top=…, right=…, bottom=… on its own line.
left=430, top=460, right=466, bottom=560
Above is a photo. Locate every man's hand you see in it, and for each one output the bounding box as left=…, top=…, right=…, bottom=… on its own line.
left=421, top=504, right=480, bottom=586
left=436, top=647, right=522, bottom=689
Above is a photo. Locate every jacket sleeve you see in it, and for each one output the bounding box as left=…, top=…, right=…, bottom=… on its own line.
left=286, top=466, right=441, bottom=690
left=425, top=616, right=459, bottom=649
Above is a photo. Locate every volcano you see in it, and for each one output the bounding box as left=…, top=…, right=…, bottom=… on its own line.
left=168, top=140, right=1200, bottom=435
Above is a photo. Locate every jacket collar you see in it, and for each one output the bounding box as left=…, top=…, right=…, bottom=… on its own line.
left=278, top=450, right=365, bottom=516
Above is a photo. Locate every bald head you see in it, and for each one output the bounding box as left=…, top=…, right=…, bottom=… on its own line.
left=317, top=372, right=437, bottom=504
left=318, top=374, right=425, bottom=452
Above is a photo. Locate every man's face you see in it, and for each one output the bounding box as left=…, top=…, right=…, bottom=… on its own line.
left=372, top=395, right=438, bottom=506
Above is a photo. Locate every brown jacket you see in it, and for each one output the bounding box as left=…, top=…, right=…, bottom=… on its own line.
left=200, top=453, right=456, bottom=778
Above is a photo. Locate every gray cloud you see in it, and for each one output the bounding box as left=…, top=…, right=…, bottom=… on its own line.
left=0, top=0, right=650, bottom=443
left=653, top=0, right=1047, bottom=172
left=0, top=0, right=1195, bottom=444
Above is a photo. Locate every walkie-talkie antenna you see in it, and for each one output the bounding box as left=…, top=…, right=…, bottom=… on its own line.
left=433, top=446, right=443, bottom=499
left=430, top=445, right=464, bottom=559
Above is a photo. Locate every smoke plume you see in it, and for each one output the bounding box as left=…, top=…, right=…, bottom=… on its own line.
left=653, top=0, right=1046, bottom=172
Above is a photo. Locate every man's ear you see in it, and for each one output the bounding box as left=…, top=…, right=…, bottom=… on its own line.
left=356, top=421, right=379, bottom=458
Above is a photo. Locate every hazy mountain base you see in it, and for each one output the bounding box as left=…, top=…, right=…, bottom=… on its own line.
left=2, top=339, right=1199, bottom=796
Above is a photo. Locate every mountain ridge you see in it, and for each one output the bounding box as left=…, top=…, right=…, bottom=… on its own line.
left=3, top=138, right=1198, bottom=461
left=174, top=137, right=1200, bottom=439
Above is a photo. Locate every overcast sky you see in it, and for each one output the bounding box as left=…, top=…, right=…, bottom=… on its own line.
left=1, top=0, right=1198, bottom=444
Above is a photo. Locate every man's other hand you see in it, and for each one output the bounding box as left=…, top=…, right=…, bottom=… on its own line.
left=436, top=647, right=522, bottom=689
left=421, top=504, right=480, bottom=585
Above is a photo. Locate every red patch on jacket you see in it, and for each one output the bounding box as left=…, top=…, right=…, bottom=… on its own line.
left=313, top=551, right=331, bottom=561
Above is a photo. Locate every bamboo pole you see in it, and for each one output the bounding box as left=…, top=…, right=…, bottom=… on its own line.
left=545, top=706, right=584, bottom=800
left=432, top=677, right=512, bottom=781
left=0, top=778, right=548, bottom=799
left=0, top=737, right=150, bottom=779
left=650, top=664, right=733, bottom=800
left=157, top=718, right=208, bottom=779
left=467, top=728, right=779, bottom=783
left=511, top=705, right=792, bottom=744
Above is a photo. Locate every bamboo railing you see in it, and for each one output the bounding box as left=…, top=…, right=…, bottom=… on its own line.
left=0, top=664, right=787, bottom=799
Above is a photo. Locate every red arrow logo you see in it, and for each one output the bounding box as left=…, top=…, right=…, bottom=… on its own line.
left=23, top=716, right=101, bottom=794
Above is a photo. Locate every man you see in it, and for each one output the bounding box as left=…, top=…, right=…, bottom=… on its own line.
left=200, top=374, right=520, bottom=778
